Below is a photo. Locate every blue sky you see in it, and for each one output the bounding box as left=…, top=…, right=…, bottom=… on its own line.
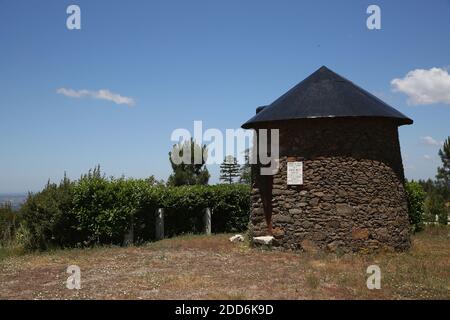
left=0, top=0, right=449, bottom=193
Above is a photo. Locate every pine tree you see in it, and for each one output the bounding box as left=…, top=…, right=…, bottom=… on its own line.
left=437, top=136, right=450, bottom=191
left=167, top=138, right=210, bottom=186
left=220, top=155, right=240, bottom=184
left=239, top=148, right=251, bottom=185
left=434, top=136, right=450, bottom=224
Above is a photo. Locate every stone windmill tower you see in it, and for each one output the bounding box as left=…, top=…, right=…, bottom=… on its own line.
left=241, top=66, right=413, bottom=253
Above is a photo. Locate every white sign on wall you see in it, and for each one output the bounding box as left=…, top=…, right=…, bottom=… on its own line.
left=287, top=161, right=303, bottom=185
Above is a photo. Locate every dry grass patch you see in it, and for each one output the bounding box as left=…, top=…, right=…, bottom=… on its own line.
left=0, top=228, right=449, bottom=300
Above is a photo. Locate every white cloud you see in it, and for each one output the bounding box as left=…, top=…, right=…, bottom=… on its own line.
left=423, top=154, right=432, bottom=160
left=57, top=88, right=135, bottom=106
left=391, top=67, right=450, bottom=105
left=421, top=136, right=443, bottom=146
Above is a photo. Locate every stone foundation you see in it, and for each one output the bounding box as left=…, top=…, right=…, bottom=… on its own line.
left=250, top=118, right=411, bottom=253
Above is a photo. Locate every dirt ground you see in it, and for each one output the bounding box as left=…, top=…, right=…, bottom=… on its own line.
left=0, top=227, right=449, bottom=300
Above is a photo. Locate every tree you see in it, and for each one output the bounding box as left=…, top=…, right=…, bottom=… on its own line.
left=167, top=138, right=210, bottom=186
left=239, top=148, right=251, bottom=185
left=418, top=178, right=437, bottom=194
left=0, top=202, right=21, bottom=246
left=146, top=175, right=164, bottom=186
left=19, top=175, right=79, bottom=250
left=220, top=155, right=240, bottom=184
left=425, top=192, right=448, bottom=225
left=438, top=205, right=449, bottom=225
left=405, top=181, right=426, bottom=232
left=436, top=136, right=450, bottom=196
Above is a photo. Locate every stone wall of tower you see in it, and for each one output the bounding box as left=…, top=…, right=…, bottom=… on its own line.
left=250, top=118, right=411, bottom=253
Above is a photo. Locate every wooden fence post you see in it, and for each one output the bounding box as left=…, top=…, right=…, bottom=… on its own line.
left=204, top=208, right=211, bottom=235
left=155, top=208, right=164, bottom=240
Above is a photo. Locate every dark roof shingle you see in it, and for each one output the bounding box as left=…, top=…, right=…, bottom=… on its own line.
left=242, top=66, right=413, bottom=129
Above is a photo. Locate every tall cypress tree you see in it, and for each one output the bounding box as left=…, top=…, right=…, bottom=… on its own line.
left=220, top=155, right=240, bottom=184
left=239, top=148, right=251, bottom=185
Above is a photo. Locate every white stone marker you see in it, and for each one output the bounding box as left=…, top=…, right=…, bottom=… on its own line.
left=253, top=236, right=274, bottom=245
left=155, top=208, right=164, bottom=240
left=204, top=208, right=211, bottom=235
left=229, top=234, right=244, bottom=242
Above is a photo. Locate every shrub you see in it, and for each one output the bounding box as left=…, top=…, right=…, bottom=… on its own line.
left=20, top=177, right=79, bottom=250
left=131, top=182, right=162, bottom=242
left=73, top=174, right=122, bottom=244
left=161, top=184, right=250, bottom=236
left=18, top=168, right=251, bottom=250
left=72, top=174, right=162, bottom=245
left=209, top=184, right=250, bottom=233
left=437, top=207, right=449, bottom=225
left=424, top=192, right=448, bottom=225
left=405, top=181, right=426, bottom=232
left=0, top=202, right=21, bottom=246
left=162, top=185, right=210, bottom=237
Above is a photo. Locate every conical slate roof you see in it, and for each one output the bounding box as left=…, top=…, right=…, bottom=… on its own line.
left=242, top=66, right=413, bottom=129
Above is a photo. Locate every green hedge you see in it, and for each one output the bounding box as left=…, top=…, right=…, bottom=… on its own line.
left=162, top=184, right=250, bottom=236
left=19, top=174, right=250, bottom=250
left=0, top=203, right=21, bottom=246
left=19, top=178, right=80, bottom=250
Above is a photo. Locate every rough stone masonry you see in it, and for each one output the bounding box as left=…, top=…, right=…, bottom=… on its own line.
left=251, top=119, right=410, bottom=253
left=242, top=66, right=413, bottom=253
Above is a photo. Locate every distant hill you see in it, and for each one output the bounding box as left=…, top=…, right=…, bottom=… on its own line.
left=0, top=193, right=27, bottom=211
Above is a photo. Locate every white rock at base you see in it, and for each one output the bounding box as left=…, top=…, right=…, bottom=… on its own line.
left=229, top=234, right=244, bottom=242
left=253, top=236, right=274, bottom=245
